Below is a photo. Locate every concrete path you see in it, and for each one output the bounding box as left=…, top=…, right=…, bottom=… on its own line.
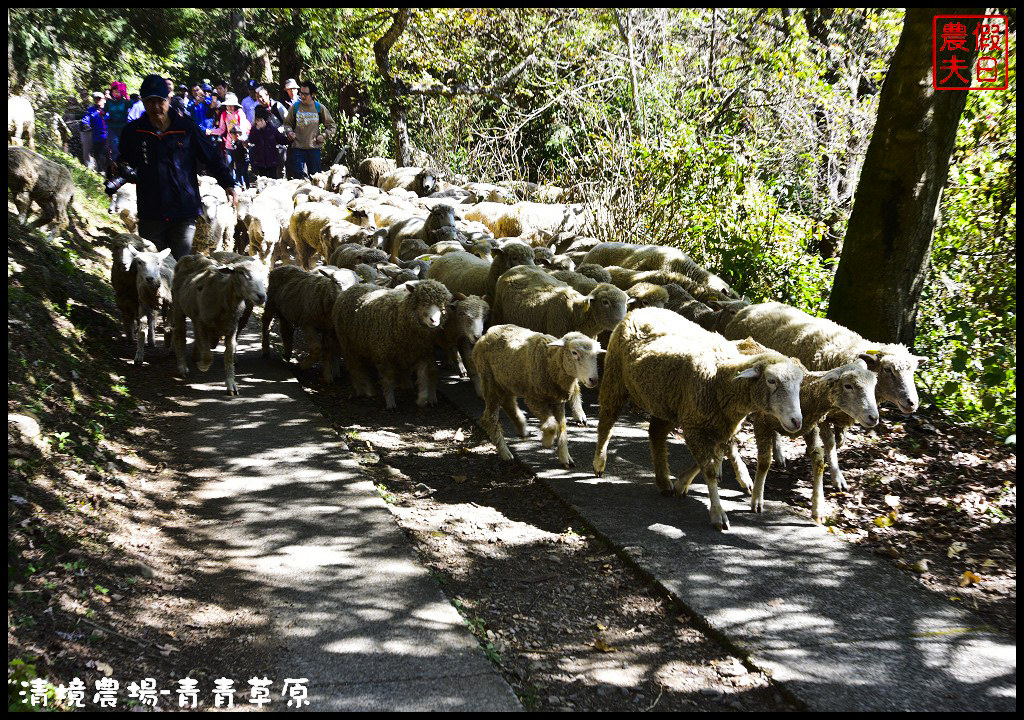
left=439, top=375, right=1016, bottom=712
left=160, top=329, right=521, bottom=711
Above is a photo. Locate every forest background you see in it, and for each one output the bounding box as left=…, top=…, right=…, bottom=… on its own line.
left=7, top=7, right=1016, bottom=438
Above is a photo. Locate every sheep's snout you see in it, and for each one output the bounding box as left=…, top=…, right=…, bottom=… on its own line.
left=898, top=396, right=918, bottom=414
left=861, top=412, right=879, bottom=428
left=583, top=374, right=598, bottom=389
left=782, top=416, right=802, bottom=433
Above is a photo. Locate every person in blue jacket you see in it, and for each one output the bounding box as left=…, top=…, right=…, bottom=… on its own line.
left=82, top=91, right=109, bottom=175
left=115, top=74, right=236, bottom=259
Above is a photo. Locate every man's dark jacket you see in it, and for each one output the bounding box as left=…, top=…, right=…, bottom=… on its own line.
left=117, top=112, right=233, bottom=222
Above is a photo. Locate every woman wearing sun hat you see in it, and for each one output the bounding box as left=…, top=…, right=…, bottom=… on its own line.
left=114, top=74, right=236, bottom=259
left=214, top=92, right=252, bottom=188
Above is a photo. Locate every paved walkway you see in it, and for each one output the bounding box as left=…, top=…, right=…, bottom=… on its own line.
left=439, top=376, right=1017, bottom=712
left=159, top=328, right=521, bottom=711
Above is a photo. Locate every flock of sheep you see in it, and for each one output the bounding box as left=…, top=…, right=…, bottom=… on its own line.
left=7, top=145, right=928, bottom=531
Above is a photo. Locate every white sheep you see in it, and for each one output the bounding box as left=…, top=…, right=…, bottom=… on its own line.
left=110, top=234, right=175, bottom=366
left=380, top=166, right=442, bottom=196
left=108, top=182, right=138, bottom=233
left=472, top=324, right=604, bottom=468
left=262, top=264, right=363, bottom=382
left=436, top=293, right=489, bottom=380
left=192, top=193, right=237, bottom=256
left=288, top=202, right=355, bottom=269
left=332, top=279, right=452, bottom=409
left=492, top=265, right=629, bottom=425
left=247, top=204, right=292, bottom=265
left=593, top=308, right=805, bottom=530
left=492, top=266, right=629, bottom=341
left=722, top=301, right=927, bottom=492
left=8, top=146, right=74, bottom=239
left=728, top=349, right=879, bottom=522
left=426, top=241, right=536, bottom=300
left=172, top=253, right=269, bottom=395
left=355, top=157, right=397, bottom=186
left=385, top=203, right=458, bottom=262
left=8, top=96, right=35, bottom=149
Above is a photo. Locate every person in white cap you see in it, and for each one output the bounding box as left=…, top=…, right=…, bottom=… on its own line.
left=213, top=92, right=252, bottom=188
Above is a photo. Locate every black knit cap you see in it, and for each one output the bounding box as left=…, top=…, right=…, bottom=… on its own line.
left=140, top=74, right=169, bottom=100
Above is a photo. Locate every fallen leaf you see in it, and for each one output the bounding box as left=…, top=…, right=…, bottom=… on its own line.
left=95, top=661, right=114, bottom=677
left=873, top=516, right=893, bottom=528
left=593, top=636, right=617, bottom=653
left=595, top=623, right=607, bottom=631
left=959, top=571, right=982, bottom=587
left=910, top=559, right=930, bottom=573
left=884, top=495, right=901, bottom=508
left=947, top=541, right=968, bottom=558
left=451, top=475, right=467, bottom=485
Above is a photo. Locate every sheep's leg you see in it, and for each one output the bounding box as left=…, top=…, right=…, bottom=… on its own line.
left=236, top=301, right=253, bottom=337
left=725, top=439, right=752, bottom=495
left=134, top=313, right=147, bottom=366
left=299, top=326, right=323, bottom=369
left=173, top=308, right=190, bottom=378
left=320, top=336, right=339, bottom=384
left=14, top=191, right=32, bottom=224
left=414, top=360, right=436, bottom=407
left=279, top=318, right=295, bottom=360
left=772, top=434, right=787, bottom=470
left=344, top=354, right=376, bottom=398
left=592, top=376, right=626, bottom=477
left=223, top=325, right=239, bottom=395
left=567, top=384, right=587, bottom=426
left=502, top=394, right=529, bottom=438
left=821, top=422, right=846, bottom=491
left=145, top=307, right=156, bottom=348
left=553, top=402, right=573, bottom=468
left=674, top=465, right=701, bottom=497
left=805, top=426, right=828, bottom=523
left=750, top=425, right=777, bottom=513
left=700, top=455, right=729, bottom=531
left=261, top=306, right=275, bottom=358
left=195, top=323, right=214, bottom=373
left=378, top=364, right=398, bottom=410
left=481, top=390, right=513, bottom=461
left=648, top=417, right=674, bottom=496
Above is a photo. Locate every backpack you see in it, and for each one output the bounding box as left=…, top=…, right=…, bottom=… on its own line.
left=290, top=100, right=322, bottom=130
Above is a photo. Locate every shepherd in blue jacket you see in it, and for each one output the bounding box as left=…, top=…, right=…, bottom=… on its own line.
left=115, top=74, right=236, bottom=259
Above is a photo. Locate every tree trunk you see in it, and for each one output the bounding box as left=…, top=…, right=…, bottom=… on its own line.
left=826, top=8, right=981, bottom=345
left=374, top=9, right=413, bottom=167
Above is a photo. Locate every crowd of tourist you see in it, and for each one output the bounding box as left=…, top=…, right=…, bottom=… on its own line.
left=68, top=75, right=337, bottom=187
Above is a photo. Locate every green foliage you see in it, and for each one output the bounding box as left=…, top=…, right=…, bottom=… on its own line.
left=917, top=56, right=1017, bottom=437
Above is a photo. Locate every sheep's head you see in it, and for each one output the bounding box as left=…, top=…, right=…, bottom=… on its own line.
left=447, top=294, right=489, bottom=345
left=828, top=359, right=879, bottom=429
left=575, top=264, right=612, bottom=284
left=550, top=332, right=604, bottom=389
left=217, top=259, right=268, bottom=306
left=736, top=358, right=805, bottom=433
left=625, top=282, right=668, bottom=310
left=860, top=348, right=926, bottom=414
left=403, top=279, right=452, bottom=329
left=584, top=284, right=629, bottom=332
left=493, top=241, right=536, bottom=272
left=125, top=245, right=172, bottom=292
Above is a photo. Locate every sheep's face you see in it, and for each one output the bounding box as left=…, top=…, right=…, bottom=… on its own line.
left=738, top=360, right=804, bottom=433
left=449, top=298, right=488, bottom=344
left=830, top=361, right=879, bottom=429
left=127, top=247, right=172, bottom=292
left=406, top=282, right=450, bottom=329
left=586, top=285, right=629, bottom=332
left=863, top=351, right=925, bottom=414
left=200, top=195, right=219, bottom=222
left=551, top=334, right=604, bottom=389
left=222, top=261, right=268, bottom=306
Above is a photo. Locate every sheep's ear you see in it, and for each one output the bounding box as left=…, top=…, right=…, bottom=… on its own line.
left=912, top=355, right=928, bottom=368
left=858, top=352, right=881, bottom=371
left=453, top=291, right=467, bottom=301
left=734, top=364, right=763, bottom=381
left=626, top=297, right=638, bottom=307
left=547, top=338, right=566, bottom=348
left=215, top=264, right=235, bottom=274
left=594, top=347, right=607, bottom=355
left=121, top=246, right=137, bottom=270
left=157, top=248, right=172, bottom=261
